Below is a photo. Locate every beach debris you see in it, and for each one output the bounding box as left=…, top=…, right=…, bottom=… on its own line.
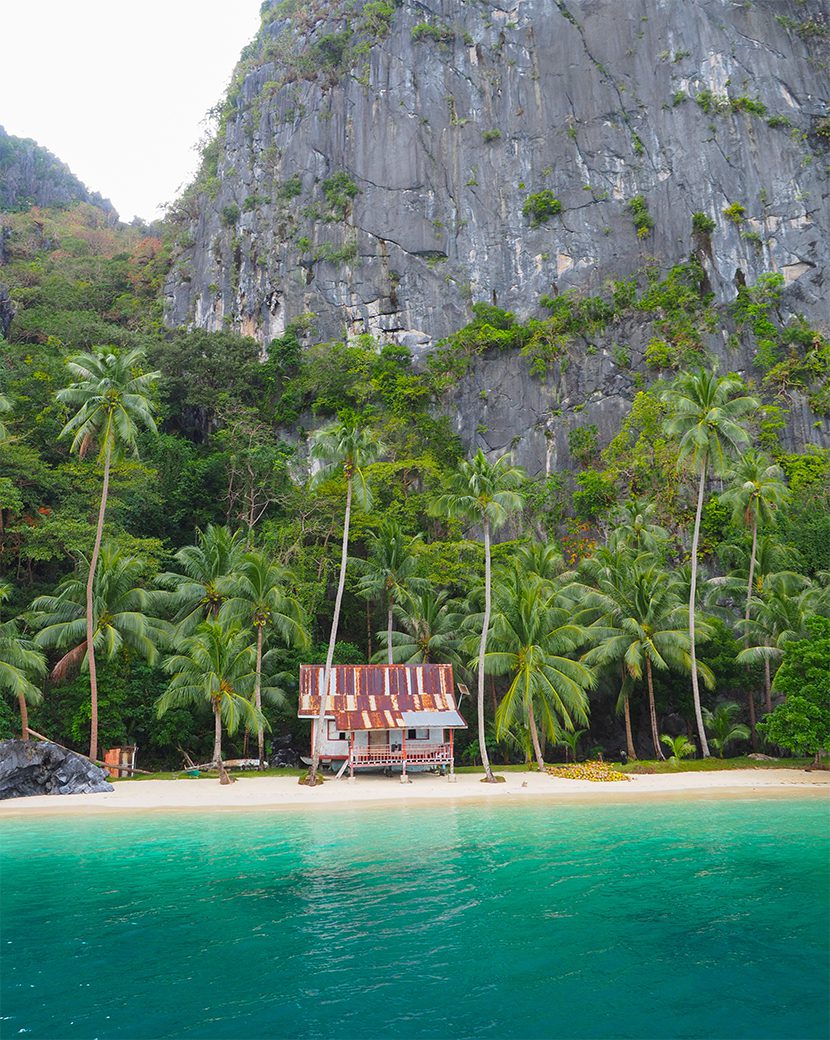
left=0, top=739, right=114, bottom=800
left=546, top=760, right=631, bottom=782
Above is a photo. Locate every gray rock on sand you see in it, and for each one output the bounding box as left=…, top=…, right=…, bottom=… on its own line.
left=0, top=739, right=114, bottom=800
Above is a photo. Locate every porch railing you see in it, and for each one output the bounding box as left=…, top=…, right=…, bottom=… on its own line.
left=351, top=743, right=452, bottom=766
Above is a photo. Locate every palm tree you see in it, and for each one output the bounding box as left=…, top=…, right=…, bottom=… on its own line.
left=0, top=393, right=11, bottom=442
left=511, top=540, right=565, bottom=583
left=31, top=546, right=163, bottom=689
left=432, top=450, right=526, bottom=782
left=305, top=420, right=384, bottom=784
left=703, top=702, right=750, bottom=757
left=377, top=590, right=464, bottom=669
left=660, top=733, right=697, bottom=765
left=662, top=367, right=758, bottom=756
left=577, top=551, right=714, bottom=760
left=737, top=573, right=823, bottom=711
left=608, top=498, right=670, bottom=555
left=557, top=727, right=587, bottom=762
left=157, top=620, right=267, bottom=784
left=484, top=570, right=593, bottom=774
left=156, top=524, right=246, bottom=634
left=220, top=550, right=309, bottom=765
left=0, top=617, right=46, bottom=740
left=357, top=519, right=427, bottom=664
left=56, top=347, right=159, bottom=759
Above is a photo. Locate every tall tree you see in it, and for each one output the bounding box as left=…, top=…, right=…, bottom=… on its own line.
left=662, top=368, right=758, bottom=756
left=156, top=524, right=246, bottom=634
left=31, top=546, right=163, bottom=698
left=357, top=519, right=427, bottom=664
left=56, top=347, right=159, bottom=759
left=432, top=450, right=526, bottom=782
left=221, top=549, right=309, bottom=765
left=577, top=551, right=714, bottom=760
left=305, top=420, right=384, bottom=785
left=157, top=620, right=267, bottom=784
left=719, top=453, right=788, bottom=744
left=484, top=571, right=593, bottom=773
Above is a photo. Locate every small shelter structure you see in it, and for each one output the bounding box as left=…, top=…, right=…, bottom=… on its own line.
left=298, top=663, right=467, bottom=778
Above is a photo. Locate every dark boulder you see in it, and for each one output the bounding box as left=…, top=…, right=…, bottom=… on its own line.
left=0, top=740, right=114, bottom=800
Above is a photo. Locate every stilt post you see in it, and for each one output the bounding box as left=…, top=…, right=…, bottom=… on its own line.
left=400, top=728, right=407, bottom=783
left=349, top=731, right=354, bottom=780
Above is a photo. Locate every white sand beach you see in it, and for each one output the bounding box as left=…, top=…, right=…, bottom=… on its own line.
left=1, top=768, right=828, bottom=816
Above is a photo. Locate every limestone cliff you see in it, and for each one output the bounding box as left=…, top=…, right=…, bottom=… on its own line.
left=164, top=0, right=829, bottom=469
left=0, top=126, right=116, bottom=217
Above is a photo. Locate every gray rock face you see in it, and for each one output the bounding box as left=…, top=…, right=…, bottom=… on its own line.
left=164, top=0, right=829, bottom=470
left=0, top=126, right=117, bottom=217
left=0, top=740, right=114, bottom=800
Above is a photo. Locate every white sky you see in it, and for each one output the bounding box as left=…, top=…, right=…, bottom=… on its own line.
left=1, top=1, right=264, bottom=222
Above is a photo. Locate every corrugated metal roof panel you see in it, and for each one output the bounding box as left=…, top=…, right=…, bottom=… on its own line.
left=298, top=663, right=463, bottom=728
left=400, top=710, right=467, bottom=729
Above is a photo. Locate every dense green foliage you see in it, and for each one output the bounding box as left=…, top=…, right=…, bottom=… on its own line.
left=1, top=201, right=828, bottom=771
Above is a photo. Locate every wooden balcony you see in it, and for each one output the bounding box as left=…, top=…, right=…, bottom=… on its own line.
left=351, top=743, right=452, bottom=767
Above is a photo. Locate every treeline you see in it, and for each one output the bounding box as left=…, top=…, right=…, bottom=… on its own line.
left=0, top=202, right=829, bottom=771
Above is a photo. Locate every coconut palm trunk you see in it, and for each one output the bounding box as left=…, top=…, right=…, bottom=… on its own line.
left=18, top=690, right=29, bottom=742
left=212, top=697, right=230, bottom=784
left=386, top=602, right=394, bottom=666
left=623, top=692, right=636, bottom=760
left=478, top=518, right=496, bottom=781
left=688, top=466, right=711, bottom=757
left=744, top=517, right=759, bottom=750
left=255, top=624, right=265, bottom=767
left=86, top=440, right=112, bottom=761
left=527, top=698, right=546, bottom=774
left=764, top=656, right=772, bottom=713
left=645, top=658, right=665, bottom=761
left=311, top=477, right=352, bottom=782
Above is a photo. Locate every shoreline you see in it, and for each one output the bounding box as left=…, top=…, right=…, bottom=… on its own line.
left=1, top=768, right=828, bottom=818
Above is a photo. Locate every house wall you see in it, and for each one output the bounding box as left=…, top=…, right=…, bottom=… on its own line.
left=310, top=722, right=448, bottom=759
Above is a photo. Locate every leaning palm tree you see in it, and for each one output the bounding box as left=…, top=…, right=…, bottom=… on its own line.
left=577, top=551, right=714, bottom=760
left=156, top=524, right=246, bottom=635
left=31, top=546, right=164, bottom=688
left=305, top=419, right=384, bottom=785
left=432, top=450, right=526, bottom=782
left=0, top=619, right=46, bottom=740
left=157, top=620, right=268, bottom=784
left=220, top=549, right=309, bottom=765
left=56, top=347, right=159, bottom=759
left=356, top=519, right=428, bottom=664
left=661, top=367, right=758, bottom=756
left=703, top=702, right=750, bottom=757
left=483, top=570, right=594, bottom=774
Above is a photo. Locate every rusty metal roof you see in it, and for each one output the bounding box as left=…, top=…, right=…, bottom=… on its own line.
left=298, top=664, right=467, bottom=730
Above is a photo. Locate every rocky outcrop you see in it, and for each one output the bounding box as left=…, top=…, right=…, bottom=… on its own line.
left=0, top=126, right=117, bottom=217
left=163, top=0, right=829, bottom=470
left=0, top=740, right=114, bottom=799
left=165, top=0, right=828, bottom=346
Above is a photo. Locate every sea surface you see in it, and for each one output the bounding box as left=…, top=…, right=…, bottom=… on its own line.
left=1, top=798, right=828, bottom=1040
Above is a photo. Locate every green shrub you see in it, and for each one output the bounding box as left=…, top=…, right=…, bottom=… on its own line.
left=626, top=195, right=654, bottom=237
left=723, top=202, right=746, bottom=224
left=692, top=212, right=716, bottom=234
left=220, top=203, right=240, bottom=227
left=277, top=175, right=303, bottom=200
left=482, top=129, right=502, bottom=142
left=522, top=190, right=562, bottom=228
left=411, top=22, right=455, bottom=43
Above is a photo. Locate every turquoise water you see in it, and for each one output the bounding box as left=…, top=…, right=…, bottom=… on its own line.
left=1, top=799, right=828, bottom=1040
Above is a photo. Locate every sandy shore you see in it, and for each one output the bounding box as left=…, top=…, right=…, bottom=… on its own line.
left=0, top=768, right=828, bottom=817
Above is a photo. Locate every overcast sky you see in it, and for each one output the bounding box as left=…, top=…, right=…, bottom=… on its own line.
left=1, top=1, right=263, bottom=222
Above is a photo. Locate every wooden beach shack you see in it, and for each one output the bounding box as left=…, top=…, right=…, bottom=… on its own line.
left=298, top=663, right=467, bottom=778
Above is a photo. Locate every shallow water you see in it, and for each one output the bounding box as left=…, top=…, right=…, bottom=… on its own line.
left=1, top=799, right=828, bottom=1040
